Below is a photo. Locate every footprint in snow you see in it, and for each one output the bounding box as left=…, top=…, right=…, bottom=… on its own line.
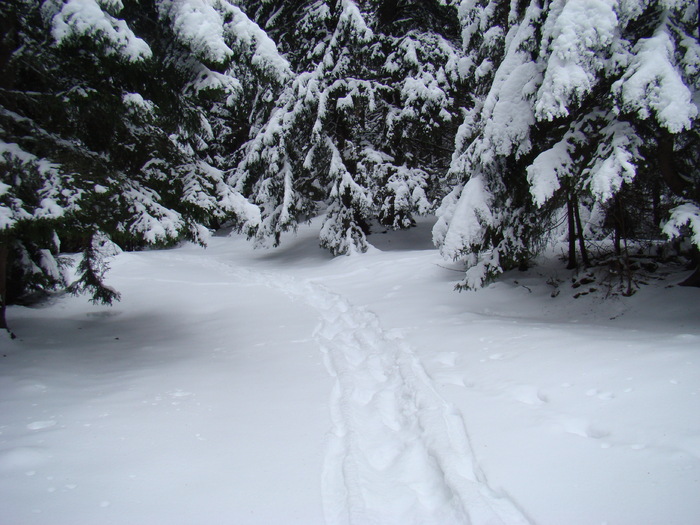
left=168, top=390, right=193, bottom=398
left=510, top=385, right=549, bottom=405
left=586, top=388, right=616, bottom=400
left=558, top=418, right=610, bottom=440
left=26, top=420, right=57, bottom=431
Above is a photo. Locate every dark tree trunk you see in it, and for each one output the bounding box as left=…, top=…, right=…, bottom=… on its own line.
left=658, top=130, right=689, bottom=196
left=613, top=226, right=621, bottom=256
left=0, top=242, right=10, bottom=334
left=652, top=178, right=662, bottom=227
left=572, top=194, right=590, bottom=267
left=566, top=194, right=577, bottom=269
left=612, top=194, right=624, bottom=256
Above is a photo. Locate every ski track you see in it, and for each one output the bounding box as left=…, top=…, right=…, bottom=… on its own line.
left=194, top=254, right=532, bottom=525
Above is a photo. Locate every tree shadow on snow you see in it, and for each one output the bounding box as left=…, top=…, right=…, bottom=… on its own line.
left=6, top=308, right=196, bottom=373
left=367, top=216, right=436, bottom=252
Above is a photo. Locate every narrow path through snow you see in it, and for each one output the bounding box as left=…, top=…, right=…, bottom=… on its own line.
left=201, top=256, right=532, bottom=525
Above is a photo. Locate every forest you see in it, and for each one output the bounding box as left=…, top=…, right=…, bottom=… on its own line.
left=2, top=2, right=700, bottom=523
left=2, top=0, right=699, bottom=331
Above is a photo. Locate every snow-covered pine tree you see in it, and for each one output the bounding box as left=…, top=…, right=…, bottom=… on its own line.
left=530, top=0, right=699, bottom=280
left=434, top=0, right=545, bottom=289
left=311, top=2, right=386, bottom=255
left=1, top=0, right=152, bottom=331
left=0, top=0, right=278, bottom=331
left=231, top=1, right=381, bottom=254
left=368, top=0, right=464, bottom=231
left=436, top=0, right=699, bottom=290
left=235, top=0, right=464, bottom=254
left=148, top=0, right=288, bottom=236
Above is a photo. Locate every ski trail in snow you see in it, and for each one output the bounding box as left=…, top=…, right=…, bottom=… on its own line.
left=304, top=285, right=531, bottom=525
left=196, top=256, right=531, bottom=525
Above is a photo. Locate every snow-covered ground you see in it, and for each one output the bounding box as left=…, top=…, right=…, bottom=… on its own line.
left=1, top=218, right=699, bottom=525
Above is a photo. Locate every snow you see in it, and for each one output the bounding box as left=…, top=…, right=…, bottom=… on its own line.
left=47, top=0, right=152, bottom=62
left=535, top=0, right=617, bottom=121
left=157, top=0, right=233, bottom=65
left=1, top=139, right=72, bottom=229
left=221, top=3, right=291, bottom=77
left=34, top=198, right=66, bottom=220
left=585, top=120, right=639, bottom=202
left=474, top=4, right=543, bottom=163
left=664, top=202, right=700, bottom=247
left=437, top=175, right=493, bottom=262
left=613, top=20, right=698, bottom=133
left=1, top=139, right=40, bottom=165
left=122, top=93, right=154, bottom=116
left=2, top=218, right=700, bottom=524
left=121, top=183, right=184, bottom=244
left=188, top=67, right=242, bottom=98
left=526, top=139, right=568, bottom=206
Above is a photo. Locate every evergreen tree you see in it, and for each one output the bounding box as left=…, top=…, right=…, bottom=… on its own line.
left=0, top=0, right=279, bottom=332
left=434, top=0, right=544, bottom=289
left=436, top=0, right=700, bottom=290
left=235, top=0, right=464, bottom=254
left=1, top=0, right=152, bottom=332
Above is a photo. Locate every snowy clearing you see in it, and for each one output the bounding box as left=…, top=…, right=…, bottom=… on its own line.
left=1, top=218, right=699, bottom=525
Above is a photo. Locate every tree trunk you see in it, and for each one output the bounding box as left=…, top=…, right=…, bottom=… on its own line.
left=613, top=222, right=621, bottom=256
left=612, top=194, right=623, bottom=256
left=651, top=178, right=661, bottom=227
left=622, top=237, right=634, bottom=296
left=572, top=194, right=590, bottom=267
left=566, top=194, right=577, bottom=269
left=658, top=130, right=688, bottom=196
left=0, top=242, right=10, bottom=334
